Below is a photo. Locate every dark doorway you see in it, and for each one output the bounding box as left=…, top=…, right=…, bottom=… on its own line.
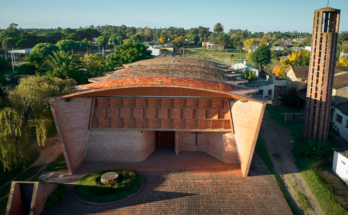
left=156, top=131, right=175, bottom=147
left=20, top=183, right=34, bottom=215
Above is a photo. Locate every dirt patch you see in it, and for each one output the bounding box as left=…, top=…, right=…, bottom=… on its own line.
left=30, top=135, right=62, bottom=167
left=260, top=111, right=324, bottom=215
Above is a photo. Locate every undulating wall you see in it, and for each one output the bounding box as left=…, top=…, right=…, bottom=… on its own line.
left=231, top=100, right=266, bottom=176
left=50, top=98, right=93, bottom=174
left=177, top=131, right=238, bottom=163
left=85, top=130, right=156, bottom=162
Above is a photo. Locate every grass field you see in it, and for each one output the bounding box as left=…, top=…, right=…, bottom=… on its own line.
left=179, top=48, right=246, bottom=65
left=265, top=105, right=347, bottom=215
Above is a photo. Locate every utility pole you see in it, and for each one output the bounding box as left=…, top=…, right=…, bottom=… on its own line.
left=10, top=49, right=14, bottom=73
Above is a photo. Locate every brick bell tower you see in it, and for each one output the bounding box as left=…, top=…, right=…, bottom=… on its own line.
left=303, top=7, right=340, bottom=143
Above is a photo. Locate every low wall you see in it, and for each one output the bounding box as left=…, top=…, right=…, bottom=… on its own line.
left=176, top=131, right=238, bottom=163
left=85, top=130, right=156, bottom=162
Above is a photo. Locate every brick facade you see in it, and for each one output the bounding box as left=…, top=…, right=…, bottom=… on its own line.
left=47, top=64, right=267, bottom=177
left=85, top=130, right=155, bottom=162
left=90, top=97, right=232, bottom=132
left=231, top=100, right=266, bottom=176
left=50, top=98, right=92, bottom=174
left=177, top=132, right=238, bottom=163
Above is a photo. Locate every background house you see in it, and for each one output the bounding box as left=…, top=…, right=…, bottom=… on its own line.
left=231, top=61, right=259, bottom=77
left=332, top=149, right=348, bottom=184
left=286, top=66, right=348, bottom=106
left=333, top=103, right=348, bottom=142
left=244, top=75, right=275, bottom=100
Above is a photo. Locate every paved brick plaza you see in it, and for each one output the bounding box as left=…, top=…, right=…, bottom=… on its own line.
left=43, top=148, right=292, bottom=214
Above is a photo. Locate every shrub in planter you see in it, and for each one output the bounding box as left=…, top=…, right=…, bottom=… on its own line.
left=44, top=184, right=68, bottom=209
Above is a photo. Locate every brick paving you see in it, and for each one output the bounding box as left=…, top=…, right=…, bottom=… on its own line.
left=43, top=148, right=292, bottom=214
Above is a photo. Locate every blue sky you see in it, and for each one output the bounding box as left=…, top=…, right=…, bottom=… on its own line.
left=0, top=0, right=347, bottom=33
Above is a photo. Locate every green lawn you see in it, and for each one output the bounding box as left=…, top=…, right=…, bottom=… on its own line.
left=75, top=168, right=144, bottom=203
left=182, top=48, right=246, bottom=65
left=265, top=104, right=347, bottom=215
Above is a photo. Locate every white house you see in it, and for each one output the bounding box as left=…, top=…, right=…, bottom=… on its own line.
left=231, top=61, right=259, bottom=77
left=332, top=149, right=348, bottom=184
left=340, top=51, right=348, bottom=58
left=333, top=103, right=348, bottom=142
left=147, top=47, right=161, bottom=56
left=244, top=76, right=275, bottom=100
left=305, top=46, right=312, bottom=52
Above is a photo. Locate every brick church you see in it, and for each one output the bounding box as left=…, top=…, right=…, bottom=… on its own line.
left=46, top=58, right=269, bottom=177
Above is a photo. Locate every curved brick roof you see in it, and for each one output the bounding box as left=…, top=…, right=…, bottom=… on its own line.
left=89, top=64, right=238, bottom=83
left=123, top=57, right=232, bottom=71
left=46, top=76, right=264, bottom=103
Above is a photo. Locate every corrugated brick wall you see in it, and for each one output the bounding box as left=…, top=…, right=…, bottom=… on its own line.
left=177, top=131, right=238, bottom=163
left=50, top=98, right=92, bottom=175
left=85, top=130, right=155, bottom=162
left=90, top=97, right=233, bottom=132
left=231, top=100, right=266, bottom=176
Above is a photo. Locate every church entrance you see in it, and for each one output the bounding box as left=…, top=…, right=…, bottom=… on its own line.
left=156, top=131, right=175, bottom=147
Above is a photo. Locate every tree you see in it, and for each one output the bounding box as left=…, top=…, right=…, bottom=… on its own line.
left=260, top=35, right=270, bottom=46
left=0, top=76, right=76, bottom=171
left=17, top=64, right=36, bottom=75
left=44, top=51, right=88, bottom=84
left=81, top=53, right=110, bottom=77
left=95, top=36, right=109, bottom=48
left=338, top=32, right=348, bottom=45
left=56, top=39, right=82, bottom=52
left=251, top=45, right=271, bottom=70
left=187, top=34, right=199, bottom=42
left=2, top=37, right=18, bottom=51
left=273, top=39, right=283, bottom=47
left=108, top=37, right=118, bottom=48
left=123, top=39, right=131, bottom=45
left=272, top=65, right=286, bottom=78
left=0, top=57, right=10, bottom=75
left=241, top=69, right=257, bottom=81
left=173, top=36, right=185, bottom=46
left=144, top=28, right=152, bottom=40
left=214, top=23, right=224, bottom=35
left=157, top=37, right=166, bottom=45
left=243, top=38, right=254, bottom=52
left=218, top=34, right=230, bottom=48
left=106, top=43, right=152, bottom=68
left=130, top=34, right=143, bottom=43
left=26, top=43, right=59, bottom=72
left=337, top=57, right=348, bottom=67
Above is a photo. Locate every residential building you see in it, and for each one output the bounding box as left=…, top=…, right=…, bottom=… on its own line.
left=333, top=103, right=348, bottom=142
left=231, top=61, right=259, bottom=77
left=286, top=65, right=348, bottom=106
left=332, top=149, right=348, bottom=183
left=340, top=50, right=348, bottom=58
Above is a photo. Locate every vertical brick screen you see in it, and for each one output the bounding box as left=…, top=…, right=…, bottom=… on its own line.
left=50, top=98, right=92, bottom=174
left=177, top=131, right=238, bottom=163
left=231, top=100, right=266, bottom=176
left=90, top=97, right=233, bottom=132
left=85, top=130, right=156, bottom=162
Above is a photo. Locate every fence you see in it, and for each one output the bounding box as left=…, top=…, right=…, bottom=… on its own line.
left=276, top=103, right=304, bottom=123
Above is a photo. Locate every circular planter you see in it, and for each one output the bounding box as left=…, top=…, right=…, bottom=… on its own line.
left=74, top=168, right=144, bottom=204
